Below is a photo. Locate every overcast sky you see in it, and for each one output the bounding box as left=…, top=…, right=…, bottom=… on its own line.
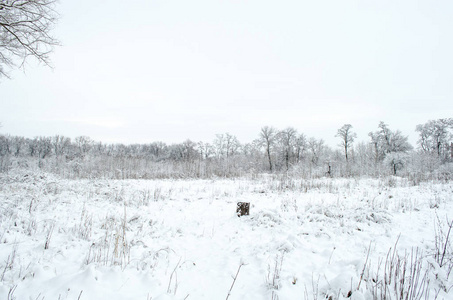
left=1, top=0, right=452, bottom=147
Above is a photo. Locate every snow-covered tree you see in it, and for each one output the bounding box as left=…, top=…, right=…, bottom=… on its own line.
left=369, top=122, right=412, bottom=161
left=278, top=127, right=297, bottom=171
left=0, top=0, right=59, bottom=77
left=384, top=152, right=410, bottom=176
left=52, top=135, right=70, bottom=158
left=294, top=133, right=307, bottom=164
left=75, top=136, right=93, bottom=158
left=307, top=137, right=325, bottom=167
left=368, top=122, right=413, bottom=175
left=336, top=124, right=357, bottom=162
left=259, top=126, right=277, bottom=172
left=416, top=118, right=453, bottom=159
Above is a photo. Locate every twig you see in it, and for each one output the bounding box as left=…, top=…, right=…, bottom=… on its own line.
left=311, top=273, right=320, bottom=300
left=226, top=262, right=245, bottom=300
left=167, top=258, right=181, bottom=294
left=7, top=285, right=17, bottom=300
left=328, top=247, right=336, bottom=264
left=440, top=218, right=453, bottom=267
left=44, top=221, right=55, bottom=250
left=357, top=241, right=372, bottom=290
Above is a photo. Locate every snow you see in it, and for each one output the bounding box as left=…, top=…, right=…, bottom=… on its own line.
left=0, top=171, right=452, bottom=299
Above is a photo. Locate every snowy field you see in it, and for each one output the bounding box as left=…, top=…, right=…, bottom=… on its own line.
left=0, top=171, right=452, bottom=299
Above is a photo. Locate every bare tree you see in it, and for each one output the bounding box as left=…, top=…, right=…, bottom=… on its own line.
left=369, top=122, right=412, bottom=161
left=27, top=137, right=36, bottom=157
left=52, top=135, right=70, bottom=158
left=278, top=127, right=297, bottom=171
left=388, top=130, right=413, bottom=153
left=168, top=139, right=194, bottom=162
left=368, top=122, right=412, bottom=175
left=0, top=134, right=11, bottom=156
left=416, top=118, right=453, bottom=158
left=336, top=124, right=357, bottom=162
left=92, top=141, right=106, bottom=156
left=295, top=133, right=307, bottom=164
left=308, top=137, right=324, bottom=166
left=213, top=134, right=225, bottom=159
left=0, top=0, right=59, bottom=78
left=181, top=139, right=197, bottom=161
left=224, top=133, right=241, bottom=158
left=384, top=152, right=409, bottom=176
left=368, top=131, right=383, bottom=163
left=145, top=141, right=168, bottom=161
left=259, top=126, right=277, bottom=172
left=213, top=133, right=240, bottom=159
left=196, top=141, right=213, bottom=176
left=197, top=141, right=213, bottom=160
left=75, top=136, right=93, bottom=158
left=11, top=136, right=24, bottom=156
left=377, top=121, right=392, bottom=154
left=35, top=136, right=51, bottom=159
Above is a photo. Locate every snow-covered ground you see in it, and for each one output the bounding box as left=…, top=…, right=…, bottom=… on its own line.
left=0, top=171, right=452, bottom=299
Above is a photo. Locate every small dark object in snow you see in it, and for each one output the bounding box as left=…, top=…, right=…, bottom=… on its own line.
left=236, top=202, right=250, bottom=217
left=347, top=291, right=352, bottom=298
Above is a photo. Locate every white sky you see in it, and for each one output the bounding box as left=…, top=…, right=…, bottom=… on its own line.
left=1, top=0, right=453, bottom=147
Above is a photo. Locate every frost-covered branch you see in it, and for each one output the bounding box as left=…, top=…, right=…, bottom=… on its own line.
left=0, top=0, right=59, bottom=78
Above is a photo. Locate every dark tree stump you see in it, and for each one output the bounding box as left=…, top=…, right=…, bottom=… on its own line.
left=236, top=202, right=250, bottom=217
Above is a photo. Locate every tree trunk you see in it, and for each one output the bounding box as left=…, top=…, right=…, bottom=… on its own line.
left=344, top=144, right=348, bottom=161
left=266, top=145, right=272, bottom=172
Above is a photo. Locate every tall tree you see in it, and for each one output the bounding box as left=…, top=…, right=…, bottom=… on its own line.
left=0, top=134, right=11, bottom=156
left=259, top=126, right=277, bottom=172
left=11, top=136, right=25, bottom=156
left=0, top=0, right=59, bottom=78
left=197, top=141, right=213, bottom=160
left=384, top=152, right=409, bottom=176
left=75, top=136, right=93, bottom=158
left=369, top=122, right=412, bottom=160
left=307, top=137, right=324, bottom=166
left=36, top=136, right=52, bottom=159
left=369, top=122, right=412, bottom=174
left=278, top=127, right=297, bottom=171
left=52, top=135, right=70, bottom=158
left=335, top=124, right=357, bottom=162
left=224, top=133, right=241, bottom=159
left=416, top=118, right=453, bottom=158
left=295, top=133, right=307, bottom=164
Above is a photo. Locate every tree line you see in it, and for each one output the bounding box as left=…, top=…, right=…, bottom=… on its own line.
left=0, top=119, right=452, bottom=180
left=2, top=4, right=452, bottom=181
